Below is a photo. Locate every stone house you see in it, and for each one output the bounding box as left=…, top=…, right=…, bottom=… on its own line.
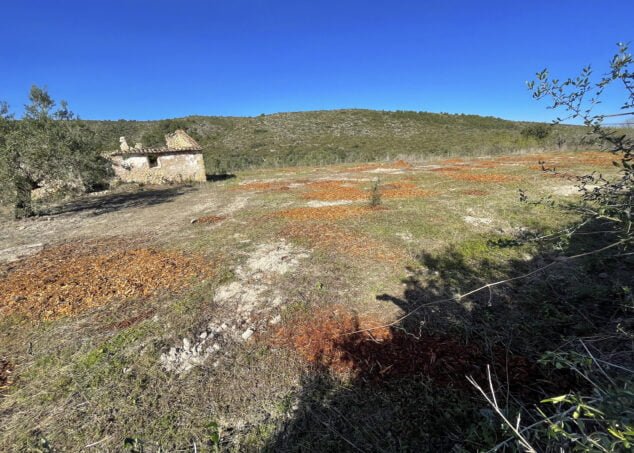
left=109, top=130, right=206, bottom=184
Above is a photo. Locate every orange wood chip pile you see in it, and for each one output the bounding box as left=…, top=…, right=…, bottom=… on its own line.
left=0, top=241, right=211, bottom=320
left=276, top=205, right=381, bottom=221
left=380, top=181, right=434, bottom=199
left=302, top=180, right=367, bottom=201
left=302, top=180, right=432, bottom=201
left=437, top=172, right=520, bottom=183
left=195, top=215, right=227, bottom=224
left=269, top=307, right=544, bottom=391
left=282, top=222, right=403, bottom=263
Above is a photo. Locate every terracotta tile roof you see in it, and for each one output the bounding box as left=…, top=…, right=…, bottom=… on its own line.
left=109, top=129, right=202, bottom=156
left=109, top=146, right=202, bottom=156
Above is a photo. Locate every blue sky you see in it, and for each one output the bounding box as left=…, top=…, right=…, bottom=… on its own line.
left=1, top=0, right=632, bottom=121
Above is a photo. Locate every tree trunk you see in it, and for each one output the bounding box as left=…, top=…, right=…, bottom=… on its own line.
left=14, top=176, right=35, bottom=219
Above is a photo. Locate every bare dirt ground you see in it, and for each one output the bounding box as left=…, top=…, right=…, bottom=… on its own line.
left=0, top=150, right=623, bottom=451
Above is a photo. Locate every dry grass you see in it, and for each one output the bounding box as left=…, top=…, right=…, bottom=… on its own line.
left=461, top=189, right=489, bottom=196
left=282, top=222, right=403, bottom=263
left=0, top=240, right=212, bottom=320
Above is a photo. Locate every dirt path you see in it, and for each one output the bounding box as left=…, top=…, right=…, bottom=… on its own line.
left=0, top=184, right=246, bottom=261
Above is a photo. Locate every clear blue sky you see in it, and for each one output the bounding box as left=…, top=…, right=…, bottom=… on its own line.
left=1, top=0, right=631, bottom=121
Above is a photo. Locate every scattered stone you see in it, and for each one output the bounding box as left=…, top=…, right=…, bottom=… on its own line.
left=241, top=328, right=255, bottom=341
left=463, top=215, right=494, bottom=227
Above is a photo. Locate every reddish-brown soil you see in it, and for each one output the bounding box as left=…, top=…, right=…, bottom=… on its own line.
left=269, top=307, right=540, bottom=390
left=0, top=240, right=212, bottom=320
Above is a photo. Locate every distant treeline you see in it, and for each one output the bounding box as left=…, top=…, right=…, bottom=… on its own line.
left=86, top=109, right=598, bottom=174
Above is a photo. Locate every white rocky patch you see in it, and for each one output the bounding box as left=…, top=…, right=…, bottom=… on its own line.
left=463, top=215, right=495, bottom=227
left=160, top=240, right=309, bottom=374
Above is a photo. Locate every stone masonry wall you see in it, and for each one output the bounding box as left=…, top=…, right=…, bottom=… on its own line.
left=112, top=152, right=206, bottom=184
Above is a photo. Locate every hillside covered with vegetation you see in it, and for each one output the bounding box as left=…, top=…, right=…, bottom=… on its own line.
left=88, top=109, right=591, bottom=173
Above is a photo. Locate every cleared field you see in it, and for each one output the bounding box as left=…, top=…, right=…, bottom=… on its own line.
left=0, top=150, right=629, bottom=451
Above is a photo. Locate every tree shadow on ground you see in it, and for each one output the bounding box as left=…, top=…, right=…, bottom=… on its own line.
left=206, top=173, right=236, bottom=182
left=264, top=221, right=631, bottom=452
left=41, top=185, right=196, bottom=217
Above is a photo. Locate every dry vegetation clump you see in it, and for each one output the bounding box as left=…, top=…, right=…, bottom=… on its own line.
left=194, top=214, right=227, bottom=224
left=0, top=240, right=211, bottom=320
left=0, top=358, right=13, bottom=395
left=282, top=222, right=403, bottom=263
left=276, top=205, right=382, bottom=221
left=269, top=307, right=540, bottom=389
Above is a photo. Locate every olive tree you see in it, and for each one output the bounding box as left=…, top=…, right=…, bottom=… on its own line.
left=0, top=86, right=111, bottom=218
left=528, top=43, right=633, bottom=246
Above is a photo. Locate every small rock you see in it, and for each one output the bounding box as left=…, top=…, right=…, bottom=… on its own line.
left=190, top=218, right=197, bottom=224
left=183, top=338, right=191, bottom=351
left=241, top=328, right=254, bottom=341
left=212, top=343, right=221, bottom=351
left=270, top=315, right=282, bottom=325
left=199, top=331, right=208, bottom=340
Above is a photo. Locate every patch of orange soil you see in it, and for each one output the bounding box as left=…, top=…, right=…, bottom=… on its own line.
left=269, top=307, right=540, bottom=390
left=276, top=205, right=382, bottom=221
left=0, top=240, right=212, bottom=320
left=195, top=215, right=227, bottom=224
left=282, top=222, right=403, bottom=263
left=0, top=358, right=13, bottom=395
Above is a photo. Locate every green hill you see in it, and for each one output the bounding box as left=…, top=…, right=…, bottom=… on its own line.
left=88, top=109, right=591, bottom=173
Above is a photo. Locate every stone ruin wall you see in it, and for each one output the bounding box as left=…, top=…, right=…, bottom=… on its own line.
left=112, top=152, right=206, bottom=184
